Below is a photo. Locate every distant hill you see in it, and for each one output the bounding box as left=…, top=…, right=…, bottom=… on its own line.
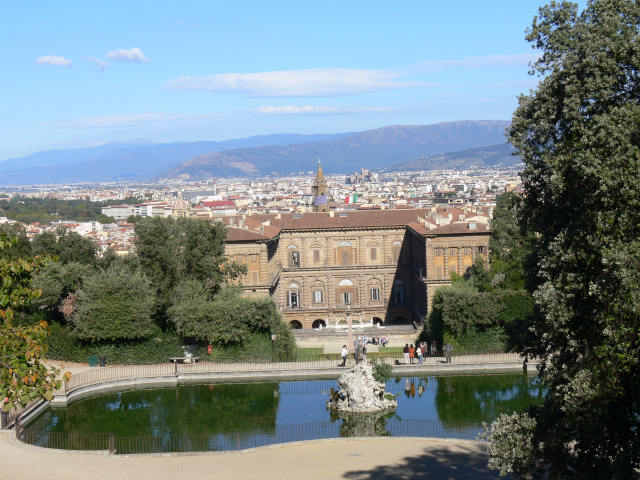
left=388, top=142, right=519, bottom=172
left=0, top=121, right=512, bottom=185
left=159, top=120, right=511, bottom=180
left=0, top=133, right=350, bottom=186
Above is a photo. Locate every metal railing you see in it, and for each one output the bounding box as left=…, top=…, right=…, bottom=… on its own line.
left=53, top=352, right=527, bottom=398
left=0, top=398, right=43, bottom=430
left=60, top=363, right=175, bottom=395
left=16, top=419, right=486, bottom=455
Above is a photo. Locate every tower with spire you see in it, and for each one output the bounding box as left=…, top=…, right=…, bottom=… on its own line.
left=312, top=160, right=328, bottom=213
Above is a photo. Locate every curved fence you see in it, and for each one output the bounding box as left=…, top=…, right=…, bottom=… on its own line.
left=15, top=419, right=486, bottom=455
left=57, top=352, right=527, bottom=397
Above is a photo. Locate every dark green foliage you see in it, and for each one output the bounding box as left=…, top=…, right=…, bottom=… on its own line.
left=46, top=323, right=184, bottom=364
left=371, top=359, right=393, bottom=383
left=32, top=261, right=94, bottom=311
left=31, top=229, right=98, bottom=265
left=0, top=196, right=136, bottom=224
left=134, top=217, right=235, bottom=312
left=443, top=326, right=507, bottom=355
left=484, top=1, right=640, bottom=478
left=168, top=285, right=296, bottom=356
left=71, top=266, right=155, bottom=341
left=0, top=224, right=31, bottom=260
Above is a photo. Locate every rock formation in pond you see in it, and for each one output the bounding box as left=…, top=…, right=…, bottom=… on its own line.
left=326, top=361, right=397, bottom=413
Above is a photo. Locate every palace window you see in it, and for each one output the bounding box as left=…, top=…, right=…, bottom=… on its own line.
left=313, top=290, right=323, bottom=303
left=392, top=241, right=402, bottom=263
left=370, top=288, right=380, bottom=302
left=288, top=283, right=300, bottom=308
left=343, top=292, right=351, bottom=305
left=393, top=281, right=404, bottom=304
left=337, top=241, right=353, bottom=266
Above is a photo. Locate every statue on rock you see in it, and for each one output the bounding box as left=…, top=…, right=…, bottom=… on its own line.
left=326, top=361, right=397, bottom=413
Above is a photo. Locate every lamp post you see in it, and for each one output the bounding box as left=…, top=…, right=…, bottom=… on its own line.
left=347, top=306, right=352, bottom=354
left=271, top=334, right=277, bottom=362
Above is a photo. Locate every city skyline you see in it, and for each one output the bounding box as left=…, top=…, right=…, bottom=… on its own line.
left=1, top=1, right=582, bottom=162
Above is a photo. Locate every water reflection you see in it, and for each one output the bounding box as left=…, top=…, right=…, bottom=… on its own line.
left=29, top=373, right=545, bottom=443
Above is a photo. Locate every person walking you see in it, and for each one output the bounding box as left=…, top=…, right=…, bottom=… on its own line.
left=430, top=340, right=437, bottom=358
left=444, top=342, right=454, bottom=363
left=417, top=343, right=423, bottom=364
left=403, top=344, right=410, bottom=364
left=341, top=345, right=348, bottom=367
left=409, top=344, right=415, bottom=364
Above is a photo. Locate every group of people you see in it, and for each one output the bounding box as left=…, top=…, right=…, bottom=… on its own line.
left=355, top=335, right=388, bottom=346
left=402, top=341, right=454, bottom=364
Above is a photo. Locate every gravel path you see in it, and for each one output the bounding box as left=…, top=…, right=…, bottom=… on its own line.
left=1, top=431, right=506, bottom=480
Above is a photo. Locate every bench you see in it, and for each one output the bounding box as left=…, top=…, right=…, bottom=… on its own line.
left=170, top=357, right=200, bottom=364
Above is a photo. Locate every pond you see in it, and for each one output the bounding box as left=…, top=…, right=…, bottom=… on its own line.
left=25, top=373, right=545, bottom=453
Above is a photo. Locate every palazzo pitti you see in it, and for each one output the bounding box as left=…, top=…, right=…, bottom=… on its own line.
left=223, top=164, right=490, bottom=329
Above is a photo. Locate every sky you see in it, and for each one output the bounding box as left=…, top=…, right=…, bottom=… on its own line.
left=1, top=1, right=578, bottom=162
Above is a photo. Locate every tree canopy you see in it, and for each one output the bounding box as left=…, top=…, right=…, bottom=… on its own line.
left=484, top=1, right=640, bottom=477
left=71, top=265, right=155, bottom=341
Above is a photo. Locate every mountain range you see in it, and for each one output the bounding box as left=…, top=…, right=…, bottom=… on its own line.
left=0, top=121, right=518, bottom=186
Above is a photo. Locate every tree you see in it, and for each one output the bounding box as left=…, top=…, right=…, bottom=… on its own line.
left=135, top=217, right=240, bottom=309
left=167, top=284, right=296, bottom=357
left=31, top=261, right=94, bottom=312
left=489, top=191, right=533, bottom=290
left=0, top=233, right=68, bottom=412
left=71, top=266, right=155, bottom=341
left=484, top=1, right=640, bottom=477
left=0, top=224, right=31, bottom=261
left=31, top=229, right=98, bottom=265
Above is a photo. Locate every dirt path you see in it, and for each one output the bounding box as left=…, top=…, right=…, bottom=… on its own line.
left=1, top=432, right=506, bottom=480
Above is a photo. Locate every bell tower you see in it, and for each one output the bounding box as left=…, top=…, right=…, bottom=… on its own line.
left=312, top=160, right=328, bottom=212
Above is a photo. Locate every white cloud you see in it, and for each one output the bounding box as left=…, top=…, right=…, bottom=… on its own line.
left=258, top=105, right=395, bottom=115
left=413, top=53, right=539, bottom=72
left=53, top=113, right=214, bottom=128
left=36, top=55, right=73, bottom=67
left=166, top=68, right=437, bottom=98
left=85, top=55, right=109, bottom=71
left=105, top=47, right=148, bottom=63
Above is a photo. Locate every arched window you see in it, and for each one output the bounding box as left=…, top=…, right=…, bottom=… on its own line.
left=393, top=280, right=404, bottom=304
left=288, top=244, right=300, bottom=267
left=392, top=240, right=402, bottom=263
left=288, top=282, right=300, bottom=308
left=310, top=242, right=323, bottom=265
left=367, top=241, right=380, bottom=263
left=337, top=240, right=353, bottom=265
left=311, top=281, right=324, bottom=304
left=369, top=279, right=382, bottom=303
left=337, top=279, right=355, bottom=306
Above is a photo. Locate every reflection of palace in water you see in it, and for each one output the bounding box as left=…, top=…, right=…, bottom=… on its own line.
left=224, top=163, right=491, bottom=329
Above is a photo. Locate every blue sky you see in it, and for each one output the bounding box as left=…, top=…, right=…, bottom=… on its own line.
left=1, top=1, right=575, bottom=161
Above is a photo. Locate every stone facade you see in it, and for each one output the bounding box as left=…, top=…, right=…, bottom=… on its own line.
left=224, top=207, right=490, bottom=329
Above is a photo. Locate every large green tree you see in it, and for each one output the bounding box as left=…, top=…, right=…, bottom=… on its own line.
left=134, top=217, right=241, bottom=311
left=483, top=1, right=640, bottom=478
left=0, top=233, right=68, bottom=412
left=71, top=266, right=155, bottom=341
left=31, top=229, right=98, bottom=265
